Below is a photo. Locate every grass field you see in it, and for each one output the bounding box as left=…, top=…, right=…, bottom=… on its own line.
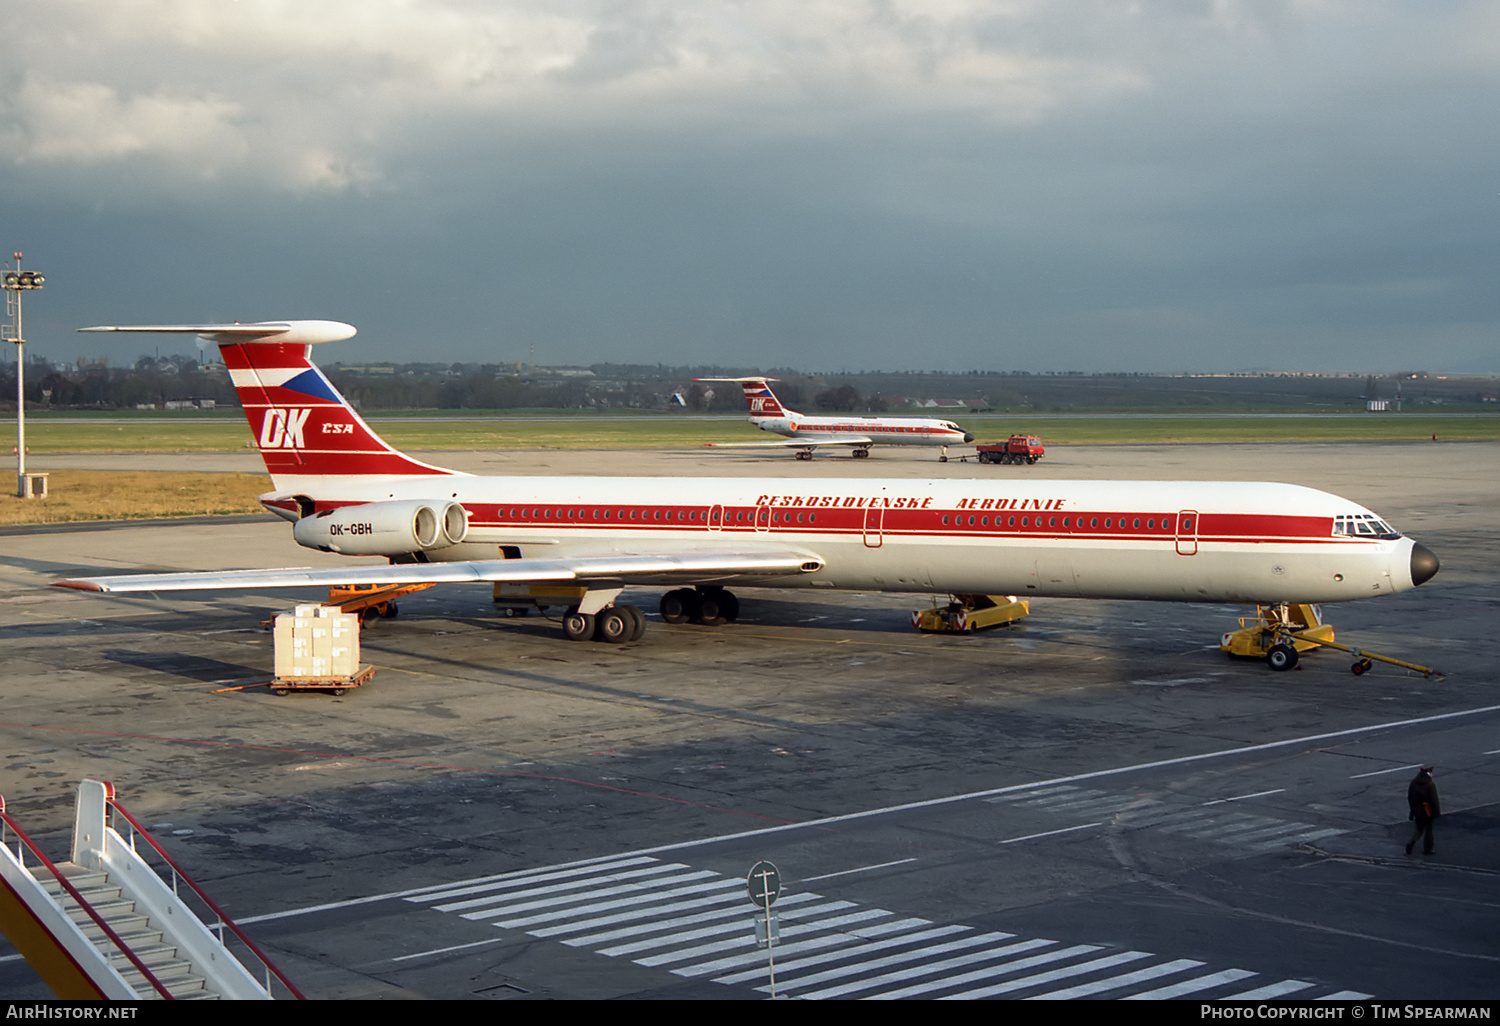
left=4, top=411, right=1498, bottom=453
left=0, top=471, right=269, bottom=525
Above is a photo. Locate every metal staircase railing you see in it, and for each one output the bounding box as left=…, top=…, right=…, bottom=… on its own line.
left=102, top=789, right=304, bottom=999
left=0, top=779, right=304, bottom=1000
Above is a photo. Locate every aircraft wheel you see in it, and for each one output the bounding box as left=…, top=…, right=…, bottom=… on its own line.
left=715, top=589, right=739, bottom=623
left=596, top=607, right=633, bottom=644
left=620, top=604, right=647, bottom=641
left=696, top=594, right=728, bottom=627
left=1266, top=643, right=1299, bottom=672
left=660, top=589, right=698, bottom=625
left=562, top=609, right=596, bottom=642
left=939, top=455, right=948, bottom=463
left=853, top=448, right=870, bottom=459
left=795, top=451, right=813, bottom=461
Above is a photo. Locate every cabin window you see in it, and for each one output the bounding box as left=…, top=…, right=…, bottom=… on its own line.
left=1090, top=518, right=1098, bottom=528
left=942, top=515, right=950, bottom=525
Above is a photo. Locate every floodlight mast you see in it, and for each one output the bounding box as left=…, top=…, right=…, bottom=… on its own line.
left=4, top=252, right=45, bottom=498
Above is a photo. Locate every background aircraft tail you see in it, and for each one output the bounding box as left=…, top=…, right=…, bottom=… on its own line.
left=694, top=377, right=793, bottom=418
left=739, top=379, right=791, bottom=418
left=80, top=321, right=458, bottom=489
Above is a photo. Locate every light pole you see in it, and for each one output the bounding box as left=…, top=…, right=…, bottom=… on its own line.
left=4, top=252, right=45, bottom=498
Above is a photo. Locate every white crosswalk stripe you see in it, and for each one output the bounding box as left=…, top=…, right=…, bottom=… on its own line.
left=985, top=785, right=1347, bottom=853
left=404, top=854, right=1371, bottom=1000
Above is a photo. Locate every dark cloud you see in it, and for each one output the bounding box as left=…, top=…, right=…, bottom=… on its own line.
left=4, top=2, right=1497, bottom=372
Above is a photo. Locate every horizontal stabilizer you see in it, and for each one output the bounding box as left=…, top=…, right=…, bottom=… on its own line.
left=79, top=320, right=356, bottom=346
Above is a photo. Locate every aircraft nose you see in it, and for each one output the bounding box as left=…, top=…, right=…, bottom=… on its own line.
left=1410, top=542, right=1440, bottom=587
left=963, top=432, right=975, bottom=443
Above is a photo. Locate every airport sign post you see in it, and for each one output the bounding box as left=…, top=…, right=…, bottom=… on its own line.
left=747, top=860, right=782, bottom=998
left=4, top=253, right=45, bottom=498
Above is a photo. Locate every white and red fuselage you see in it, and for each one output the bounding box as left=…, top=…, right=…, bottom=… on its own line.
left=64, top=321, right=1438, bottom=609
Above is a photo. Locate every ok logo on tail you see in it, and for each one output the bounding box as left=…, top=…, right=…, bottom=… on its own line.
left=260, top=407, right=312, bottom=450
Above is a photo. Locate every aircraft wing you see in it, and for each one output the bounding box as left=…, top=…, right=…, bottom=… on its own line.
left=53, top=549, right=824, bottom=594
left=705, top=436, right=873, bottom=449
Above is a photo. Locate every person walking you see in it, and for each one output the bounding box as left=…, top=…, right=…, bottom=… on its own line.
left=1406, top=766, right=1440, bottom=855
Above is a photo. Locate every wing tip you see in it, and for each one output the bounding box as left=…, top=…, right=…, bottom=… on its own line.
left=53, top=580, right=104, bottom=592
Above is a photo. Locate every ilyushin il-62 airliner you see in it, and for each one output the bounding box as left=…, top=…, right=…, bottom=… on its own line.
left=58, top=320, right=1439, bottom=670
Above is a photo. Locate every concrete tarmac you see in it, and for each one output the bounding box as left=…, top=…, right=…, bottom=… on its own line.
left=0, top=441, right=1496, bottom=1000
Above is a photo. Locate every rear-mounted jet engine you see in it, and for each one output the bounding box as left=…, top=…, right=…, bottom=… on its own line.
left=292, top=500, right=468, bottom=556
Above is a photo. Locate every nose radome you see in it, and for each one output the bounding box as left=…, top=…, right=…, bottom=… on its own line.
left=1410, top=542, right=1440, bottom=587
left=963, top=432, right=975, bottom=443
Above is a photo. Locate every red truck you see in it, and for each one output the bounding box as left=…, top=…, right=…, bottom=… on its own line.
left=975, top=435, right=1045, bottom=465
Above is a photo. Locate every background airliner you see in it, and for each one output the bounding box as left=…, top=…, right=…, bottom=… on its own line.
left=697, top=377, right=975, bottom=460
left=58, top=320, right=1438, bottom=669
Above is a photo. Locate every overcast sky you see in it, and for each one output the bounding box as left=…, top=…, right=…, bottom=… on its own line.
left=3, top=1, right=1496, bottom=374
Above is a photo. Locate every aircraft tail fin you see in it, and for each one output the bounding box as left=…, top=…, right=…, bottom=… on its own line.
left=695, top=376, right=794, bottom=418
left=79, top=321, right=459, bottom=490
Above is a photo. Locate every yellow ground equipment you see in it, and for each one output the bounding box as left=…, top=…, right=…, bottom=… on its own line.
left=1220, top=602, right=1441, bottom=677
left=491, top=582, right=590, bottom=616
left=1220, top=603, right=1334, bottom=669
left=913, top=594, right=1030, bottom=633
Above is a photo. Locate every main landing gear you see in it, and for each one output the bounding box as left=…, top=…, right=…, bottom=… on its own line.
left=659, top=586, right=740, bottom=627
left=562, top=603, right=647, bottom=644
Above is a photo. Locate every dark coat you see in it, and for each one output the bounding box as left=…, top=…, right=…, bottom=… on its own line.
left=1408, top=770, right=1440, bottom=821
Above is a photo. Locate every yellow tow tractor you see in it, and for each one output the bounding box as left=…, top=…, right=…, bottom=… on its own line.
left=1220, top=602, right=1441, bottom=678
left=913, top=594, right=1030, bottom=633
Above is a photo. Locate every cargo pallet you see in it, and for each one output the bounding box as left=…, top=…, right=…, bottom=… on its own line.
left=270, top=664, right=376, bottom=697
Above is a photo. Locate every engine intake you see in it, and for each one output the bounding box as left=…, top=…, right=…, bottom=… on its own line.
left=292, top=499, right=468, bottom=556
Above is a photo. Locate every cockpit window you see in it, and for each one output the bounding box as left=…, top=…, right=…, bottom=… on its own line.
left=1332, top=514, right=1400, bottom=539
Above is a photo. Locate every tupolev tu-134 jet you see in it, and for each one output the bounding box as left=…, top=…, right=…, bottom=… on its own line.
left=696, top=376, right=975, bottom=461
left=57, top=320, right=1439, bottom=670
